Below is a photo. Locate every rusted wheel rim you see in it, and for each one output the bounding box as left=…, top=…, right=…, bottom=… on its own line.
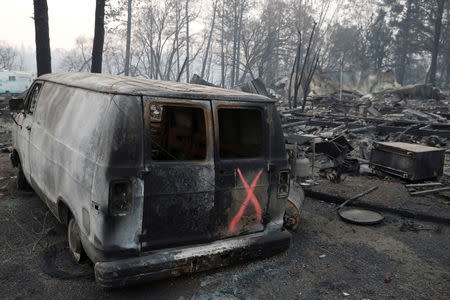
left=68, top=218, right=83, bottom=263
left=284, top=200, right=300, bottom=231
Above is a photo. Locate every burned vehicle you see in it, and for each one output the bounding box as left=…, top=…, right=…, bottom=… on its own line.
left=10, top=72, right=291, bottom=287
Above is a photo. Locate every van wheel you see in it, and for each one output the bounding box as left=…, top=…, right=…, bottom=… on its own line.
left=68, top=217, right=86, bottom=263
left=17, top=164, right=31, bottom=191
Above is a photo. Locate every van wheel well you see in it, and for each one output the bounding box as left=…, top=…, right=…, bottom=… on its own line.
left=58, top=200, right=71, bottom=225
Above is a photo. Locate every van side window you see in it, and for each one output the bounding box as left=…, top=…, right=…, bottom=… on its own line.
left=218, top=108, right=262, bottom=158
left=26, top=83, right=42, bottom=114
left=147, top=103, right=207, bottom=161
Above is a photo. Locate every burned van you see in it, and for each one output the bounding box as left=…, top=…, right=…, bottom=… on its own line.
left=10, top=72, right=291, bottom=287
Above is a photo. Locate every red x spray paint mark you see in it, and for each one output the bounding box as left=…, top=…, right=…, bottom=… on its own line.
left=228, top=168, right=263, bottom=233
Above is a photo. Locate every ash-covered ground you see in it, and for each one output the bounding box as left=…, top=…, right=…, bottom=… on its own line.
left=0, top=112, right=449, bottom=300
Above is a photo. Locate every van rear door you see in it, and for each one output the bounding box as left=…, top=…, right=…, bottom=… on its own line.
left=140, top=98, right=216, bottom=251
left=212, top=102, right=270, bottom=238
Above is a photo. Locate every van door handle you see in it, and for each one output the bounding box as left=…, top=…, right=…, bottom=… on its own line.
left=26, top=125, right=32, bottom=131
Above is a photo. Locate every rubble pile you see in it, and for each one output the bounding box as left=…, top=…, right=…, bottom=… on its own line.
left=274, top=75, right=450, bottom=226
left=277, top=72, right=450, bottom=197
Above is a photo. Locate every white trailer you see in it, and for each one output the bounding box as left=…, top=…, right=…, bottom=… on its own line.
left=0, top=70, right=35, bottom=95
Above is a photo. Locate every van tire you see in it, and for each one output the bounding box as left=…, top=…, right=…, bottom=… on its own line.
left=68, top=217, right=87, bottom=263
left=17, top=164, right=31, bottom=191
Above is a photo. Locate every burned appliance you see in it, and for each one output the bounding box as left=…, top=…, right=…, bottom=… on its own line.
left=370, top=142, right=445, bottom=181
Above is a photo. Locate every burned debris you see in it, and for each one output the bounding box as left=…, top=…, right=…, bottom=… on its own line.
left=370, top=142, right=445, bottom=181
left=279, top=87, right=449, bottom=183
left=268, top=69, right=450, bottom=229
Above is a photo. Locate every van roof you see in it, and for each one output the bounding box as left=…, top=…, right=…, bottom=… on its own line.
left=39, top=72, right=274, bottom=103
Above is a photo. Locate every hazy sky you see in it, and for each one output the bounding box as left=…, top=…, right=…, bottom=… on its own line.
left=1, top=0, right=95, bottom=50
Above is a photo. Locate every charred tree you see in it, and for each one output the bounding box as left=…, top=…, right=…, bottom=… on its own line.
left=395, top=0, right=413, bottom=85
left=201, top=0, right=217, bottom=79
left=33, top=0, right=52, bottom=76
left=149, top=15, right=154, bottom=79
left=300, top=23, right=319, bottom=112
left=175, top=0, right=181, bottom=76
left=235, top=2, right=243, bottom=84
left=289, top=22, right=318, bottom=111
left=230, top=0, right=238, bottom=87
left=185, top=0, right=190, bottom=83
left=428, top=0, right=446, bottom=85
left=91, top=0, right=105, bottom=73
left=445, top=6, right=450, bottom=87
left=288, top=30, right=302, bottom=109
left=220, top=0, right=225, bottom=87
left=301, top=52, right=319, bottom=112
left=124, top=0, right=132, bottom=76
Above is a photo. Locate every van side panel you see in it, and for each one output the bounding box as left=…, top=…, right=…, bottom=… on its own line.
left=89, top=94, right=144, bottom=261
left=30, top=82, right=111, bottom=235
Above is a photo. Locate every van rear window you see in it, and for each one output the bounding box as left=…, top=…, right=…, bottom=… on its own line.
left=218, top=108, right=263, bottom=158
left=148, top=104, right=206, bottom=161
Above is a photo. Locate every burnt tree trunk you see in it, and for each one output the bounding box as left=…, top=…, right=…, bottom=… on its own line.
left=33, top=0, right=52, bottom=76
left=124, top=0, right=132, bottom=76
left=150, top=23, right=154, bottom=79
left=91, top=0, right=105, bottom=73
left=220, top=0, right=225, bottom=87
left=230, top=0, right=238, bottom=88
left=395, top=0, right=413, bottom=85
left=300, top=23, right=318, bottom=112
left=235, top=1, right=243, bottom=84
left=185, top=0, right=190, bottom=83
left=288, top=31, right=302, bottom=109
left=201, top=0, right=217, bottom=79
left=428, top=0, right=446, bottom=85
left=301, top=53, right=319, bottom=113
left=175, top=1, right=180, bottom=77
left=445, top=6, right=450, bottom=87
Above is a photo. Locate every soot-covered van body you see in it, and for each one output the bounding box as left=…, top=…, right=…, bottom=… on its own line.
left=10, top=72, right=291, bottom=287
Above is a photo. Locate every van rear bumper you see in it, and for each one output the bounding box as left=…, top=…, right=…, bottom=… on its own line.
left=94, top=229, right=291, bottom=288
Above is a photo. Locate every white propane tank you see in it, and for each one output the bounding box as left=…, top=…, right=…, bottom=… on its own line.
left=295, top=156, right=311, bottom=178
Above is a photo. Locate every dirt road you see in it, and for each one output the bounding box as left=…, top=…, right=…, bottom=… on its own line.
left=1, top=171, right=448, bottom=299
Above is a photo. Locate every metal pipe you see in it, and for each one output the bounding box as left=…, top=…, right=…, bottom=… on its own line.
left=405, top=182, right=443, bottom=188
left=410, top=187, right=450, bottom=196
left=336, top=186, right=379, bottom=211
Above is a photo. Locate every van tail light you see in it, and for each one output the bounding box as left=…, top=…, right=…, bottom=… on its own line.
left=278, top=171, right=290, bottom=198
left=109, top=180, right=132, bottom=216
